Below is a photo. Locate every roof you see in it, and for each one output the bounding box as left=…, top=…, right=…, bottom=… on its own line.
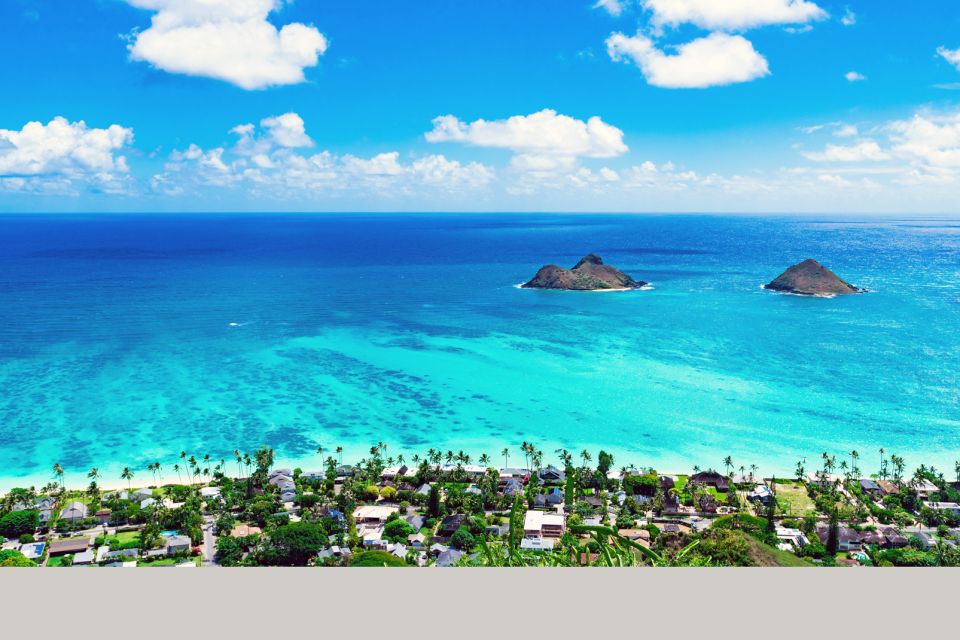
left=49, top=537, right=90, bottom=555
left=73, top=550, right=95, bottom=564
left=166, top=535, right=192, bottom=548
left=523, top=510, right=565, bottom=531
left=353, top=505, right=399, bottom=521
left=230, top=524, right=262, bottom=537
left=520, top=538, right=555, bottom=551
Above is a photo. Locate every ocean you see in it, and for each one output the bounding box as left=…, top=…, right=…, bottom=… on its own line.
left=1, top=213, right=958, bottom=490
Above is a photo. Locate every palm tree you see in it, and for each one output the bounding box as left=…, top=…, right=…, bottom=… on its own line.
left=316, top=443, right=324, bottom=465
left=336, top=446, right=343, bottom=465
left=879, top=447, right=886, bottom=478
left=121, top=467, right=134, bottom=491
left=795, top=460, right=805, bottom=481
left=749, top=464, right=758, bottom=481
left=174, top=463, right=182, bottom=484
left=52, top=464, right=64, bottom=492
left=501, top=447, right=510, bottom=468
left=479, top=453, right=490, bottom=466
left=722, top=456, right=733, bottom=478
left=580, top=449, right=592, bottom=468
left=87, top=467, right=101, bottom=491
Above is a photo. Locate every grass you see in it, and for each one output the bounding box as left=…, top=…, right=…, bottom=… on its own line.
left=47, top=554, right=71, bottom=567
left=774, top=481, right=817, bottom=517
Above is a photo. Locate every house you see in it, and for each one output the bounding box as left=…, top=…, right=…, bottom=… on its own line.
left=73, top=550, right=95, bottom=565
left=617, top=529, right=651, bottom=545
left=538, top=465, right=565, bottom=483
left=523, top=510, right=565, bottom=539
left=140, top=498, right=157, bottom=509
left=435, top=549, right=463, bottom=567
left=748, top=484, right=774, bottom=505
left=48, top=537, right=90, bottom=556
left=335, top=465, right=358, bottom=479
left=435, top=514, right=467, bottom=541
left=816, top=526, right=864, bottom=552
left=502, top=479, right=524, bottom=497
left=165, top=535, right=192, bottom=554
left=103, top=548, right=139, bottom=562
left=18, top=542, right=45, bottom=560
left=520, top=538, right=555, bottom=551
left=387, top=543, right=408, bottom=559
left=859, top=479, right=883, bottom=499
left=405, top=515, right=425, bottom=531
left=661, top=492, right=681, bottom=514
left=59, top=502, right=88, bottom=522
left=200, top=487, right=221, bottom=501
left=429, top=543, right=449, bottom=556
left=133, top=489, right=153, bottom=502
left=380, top=466, right=409, bottom=481
left=408, top=532, right=427, bottom=549
left=415, top=483, right=432, bottom=496
left=353, top=505, right=398, bottom=525
left=533, top=487, right=564, bottom=508
left=465, top=485, right=481, bottom=496
left=775, top=526, right=809, bottom=551
left=94, top=508, right=112, bottom=525
left=880, top=528, right=908, bottom=549
left=499, top=468, right=530, bottom=482
left=299, top=470, right=325, bottom=482
left=876, top=480, right=900, bottom=496
left=915, top=479, right=939, bottom=499
left=103, top=490, right=129, bottom=502
left=924, top=502, right=960, bottom=517
left=688, top=471, right=730, bottom=492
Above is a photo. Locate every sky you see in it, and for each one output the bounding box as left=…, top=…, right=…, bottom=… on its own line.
left=1, top=0, right=960, bottom=213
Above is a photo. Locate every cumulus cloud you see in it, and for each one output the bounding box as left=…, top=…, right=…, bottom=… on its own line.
left=0, top=116, right=133, bottom=194
left=607, top=32, right=769, bottom=88
left=938, top=46, right=960, bottom=71
left=593, top=0, right=626, bottom=17
left=125, top=0, right=328, bottom=90
left=152, top=113, right=493, bottom=198
left=425, top=109, right=627, bottom=170
left=888, top=112, right=960, bottom=167
left=840, top=8, right=857, bottom=26
left=802, top=140, right=890, bottom=162
left=641, top=0, right=828, bottom=31
left=845, top=70, right=867, bottom=82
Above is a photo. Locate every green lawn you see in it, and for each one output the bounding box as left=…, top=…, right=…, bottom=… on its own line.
left=774, top=481, right=817, bottom=517
left=47, top=554, right=72, bottom=567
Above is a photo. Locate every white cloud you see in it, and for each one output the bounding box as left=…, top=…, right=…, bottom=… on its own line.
left=938, top=46, right=960, bottom=71
left=641, top=0, right=828, bottom=31
left=607, top=32, right=769, bottom=88
left=802, top=140, right=890, bottom=162
left=425, top=109, right=627, bottom=170
left=888, top=112, right=960, bottom=167
left=0, top=116, right=133, bottom=194
left=845, top=71, right=867, bottom=82
left=152, top=113, right=494, bottom=198
left=833, top=124, right=859, bottom=138
left=125, top=0, right=328, bottom=90
left=840, top=8, right=857, bottom=26
left=593, top=0, right=625, bottom=17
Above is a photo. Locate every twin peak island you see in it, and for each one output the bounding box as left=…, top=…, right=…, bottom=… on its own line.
left=521, top=254, right=862, bottom=297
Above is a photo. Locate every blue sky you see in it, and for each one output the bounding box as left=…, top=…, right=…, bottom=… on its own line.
left=2, top=0, right=960, bottom=213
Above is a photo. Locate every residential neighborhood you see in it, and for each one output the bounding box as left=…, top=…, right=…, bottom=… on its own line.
left=2, top=445, right=960, bottom=568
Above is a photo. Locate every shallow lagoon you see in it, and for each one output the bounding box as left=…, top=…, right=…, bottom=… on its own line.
left=1, top=213, right=958, bottom=489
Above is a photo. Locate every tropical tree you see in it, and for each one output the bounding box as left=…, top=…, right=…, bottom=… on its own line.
left=52, top=464, right=64, bottom=492
left=501, top=447, right=510, bottom=468
left=121, top=467, right=134, bottom=491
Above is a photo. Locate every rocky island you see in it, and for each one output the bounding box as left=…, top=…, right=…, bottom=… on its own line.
left=764, top=258, right=862, bottom=297
left=521, top=254, right=647, bottom=290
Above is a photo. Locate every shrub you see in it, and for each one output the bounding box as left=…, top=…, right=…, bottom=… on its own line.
left=364, top=485, right=381, bottom=501
left=258, top=522, right=328, bottom=566
left=0, top=549, right=37, bottom=567
left=379, top=486, right=397, bottom=501
left=18, top=533, right=35, bottom=544
left=449, top=526, right=475, bottom=551
left=383, top=518, right=414, bottom=543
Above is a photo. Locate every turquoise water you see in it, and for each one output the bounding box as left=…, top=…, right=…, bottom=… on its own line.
left=1, top=214, right=958, bottom=490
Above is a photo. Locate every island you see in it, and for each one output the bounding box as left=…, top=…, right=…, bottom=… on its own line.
left=521, top=253, right=647, bottom=290
left=764, top=258, right=862, bottom=297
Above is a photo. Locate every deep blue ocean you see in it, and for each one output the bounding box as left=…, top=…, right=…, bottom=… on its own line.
left=1, top=213, right=958, bottom=489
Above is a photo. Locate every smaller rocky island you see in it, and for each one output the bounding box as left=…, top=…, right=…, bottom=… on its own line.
left=764, top=258, right=862, bottom=297
left=521, top=254, right=647, bottom=291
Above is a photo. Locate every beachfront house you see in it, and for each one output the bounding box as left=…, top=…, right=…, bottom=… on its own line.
left=688, top=471, right=730, bottom=492
left=538, top=465, right=565, bottom=483
left=59, top=502, right=88, bottom=522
